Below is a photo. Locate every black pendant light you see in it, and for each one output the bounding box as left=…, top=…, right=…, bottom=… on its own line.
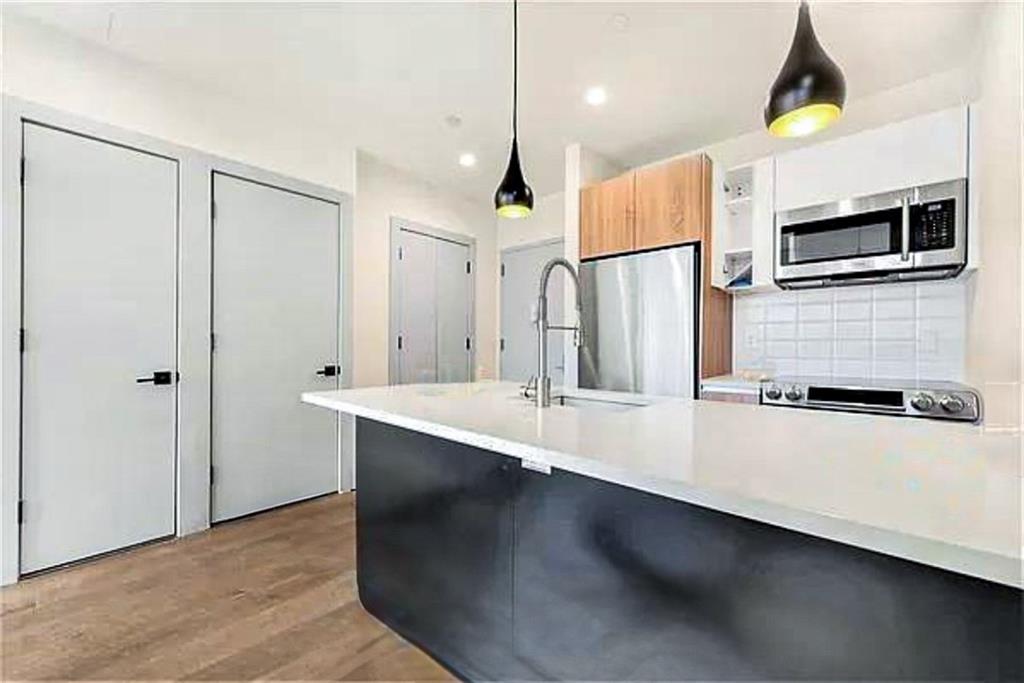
left=494, top=0, right=533, bottom=218
left=765, top=1, right=846, bottom=138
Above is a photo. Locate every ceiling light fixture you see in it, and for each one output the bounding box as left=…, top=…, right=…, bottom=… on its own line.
left=458, top=153, right=477, bottom=168
left=494, top=0, right=533, bottom=219
left=585, top=86, right=607, bottom=107
left=764, top=1, right=846, bottom=138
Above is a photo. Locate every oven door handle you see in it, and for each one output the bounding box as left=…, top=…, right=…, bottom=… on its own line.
left=900, top=196, right=911, bottom=262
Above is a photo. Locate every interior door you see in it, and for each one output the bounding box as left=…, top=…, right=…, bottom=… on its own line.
left=500, top=240, right=564, bottom=384
left=395, top=229, right=439, bottom=384
left=211, top=173, right=340, bottom=523
left=435, top=238, right=472, bottom=383
left=394, top=227, right=472, bottom=384
left=20, top=123, right=177, bottom=574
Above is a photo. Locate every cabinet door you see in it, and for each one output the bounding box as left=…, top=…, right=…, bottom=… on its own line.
left=775, top=106, right=967, bottom=211
left=635, top=155, right=707, bottom=250
left=355, top=419, right=529, bottom=680
left=580, top=172, right=635, bottom=259
left=749, top=157, right=776, bottom=288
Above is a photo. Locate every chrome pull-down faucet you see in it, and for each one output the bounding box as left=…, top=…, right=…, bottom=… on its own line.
left=535, top=257, right=584, bottom=407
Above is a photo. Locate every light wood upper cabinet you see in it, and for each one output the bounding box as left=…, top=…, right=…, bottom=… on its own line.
left=577, top=152, right=730, bottom=378
left=580, top=172, right=635, bottom=259
left=634, top=155, right=708, bottom=250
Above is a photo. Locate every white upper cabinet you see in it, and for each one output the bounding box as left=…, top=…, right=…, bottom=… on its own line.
left=712, top=156, right=776, bottom=291
left=775, top=106, right=969, bottom=211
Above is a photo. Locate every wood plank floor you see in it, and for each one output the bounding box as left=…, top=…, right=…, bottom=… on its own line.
left=1, top=493, right=456, bottom=681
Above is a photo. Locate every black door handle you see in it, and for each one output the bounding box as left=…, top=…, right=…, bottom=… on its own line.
left=136, top=370, right=176, bottom=385
left=316, top=365, right=340, bottom=377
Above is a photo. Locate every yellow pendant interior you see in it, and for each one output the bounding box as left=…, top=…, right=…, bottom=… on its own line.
left=497, top=204, right=532, bottom=219
left=768, top=103, right=842, bottom=138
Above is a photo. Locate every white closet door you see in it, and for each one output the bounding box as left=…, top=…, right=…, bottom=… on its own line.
left=394, top=227, right=473, bottom=385
left=500, top=240, right=564, bottom=383
left=435, top=239, right=471, bottom=382
left=396, top=230, right=439, bottom=384
left=20, top=123, right=177, bottom=573
left=211, top=173, right=340, bottom=523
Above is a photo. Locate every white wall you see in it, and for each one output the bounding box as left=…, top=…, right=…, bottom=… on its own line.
left=695, top=66, right=975, bottom=173
left=1, top=13, right=356, bottom=194
left=964, top=1, right=1023, bottom=431
left=498, top=191, right=565, bottom=251
left=353, top=152, right=498, bottom=387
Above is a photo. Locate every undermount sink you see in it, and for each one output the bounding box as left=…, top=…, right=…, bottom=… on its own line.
left=550, top=394, right=646, bottom=412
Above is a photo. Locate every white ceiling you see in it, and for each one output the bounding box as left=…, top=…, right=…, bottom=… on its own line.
left=8, top=1, right=985, bottom=201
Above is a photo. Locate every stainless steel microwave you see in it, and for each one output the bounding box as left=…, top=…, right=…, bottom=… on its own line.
left=774, top=178, right=967, bottom=288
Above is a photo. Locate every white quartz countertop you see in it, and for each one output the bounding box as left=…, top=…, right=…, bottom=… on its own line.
left=303, top=382, right=1022, bottom=588
left=700, top=374, right=766, bottom=393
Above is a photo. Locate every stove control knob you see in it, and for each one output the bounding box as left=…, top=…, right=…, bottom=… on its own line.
left=764, top=384, right=782, bottom=400
left=784, top=386, right=804, bottom=401
left=909, top=392, right=935, bottom=412
left=939, top=394, right=966, bottom=414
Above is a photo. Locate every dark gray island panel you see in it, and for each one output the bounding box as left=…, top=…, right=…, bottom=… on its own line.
left=356, top=418, right=1023, bottom=681
left=355, top=419, right=536, bottom=680
left=515, top=467, right=1022, bottom=681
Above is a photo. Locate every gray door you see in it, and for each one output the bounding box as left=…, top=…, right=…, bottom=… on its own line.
left=500, top=240, right=564, bottom=384
left=393, top=226, right=473, bottom=384
left=211, top=173, right=340, bottom=523
left=20, top=123, right=177, bottom=573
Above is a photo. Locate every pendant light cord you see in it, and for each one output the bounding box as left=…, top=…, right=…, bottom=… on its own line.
left=512, top=0, right=518, bottom=139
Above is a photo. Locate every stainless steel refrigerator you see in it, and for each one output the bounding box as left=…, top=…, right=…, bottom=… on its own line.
left=578, top=244, right=699, bottom=398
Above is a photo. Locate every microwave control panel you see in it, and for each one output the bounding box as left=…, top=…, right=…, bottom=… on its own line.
left=911, top=199, right=956, bottom=251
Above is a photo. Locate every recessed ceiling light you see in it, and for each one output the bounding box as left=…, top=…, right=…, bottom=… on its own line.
left=458, top=152, right=477, bottom=168
left=585, top=86, right=608, bottom=107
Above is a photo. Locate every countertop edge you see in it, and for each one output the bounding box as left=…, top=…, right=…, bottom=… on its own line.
left=302, top=392, right=1022, bottom=589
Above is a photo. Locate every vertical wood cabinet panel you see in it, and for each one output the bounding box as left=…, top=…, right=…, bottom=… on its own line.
left=697, top=153, right=732, bottom=379
left=701, top=287, right=733, bottom=378
left=579, top=172, right=634, bottom=259
left=634, top=155, right=707, bottom=250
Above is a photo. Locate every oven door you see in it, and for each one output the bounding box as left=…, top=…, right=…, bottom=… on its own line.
left=775, top=193, right=912, bottom=282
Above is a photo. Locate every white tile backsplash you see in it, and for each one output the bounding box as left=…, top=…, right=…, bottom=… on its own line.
left=765, top=305, right=797, bottom=323
left=874, top=298, right=915, bottom=320
left=733, top=281, right=968, bottom=381
left=836, top=300, right=872, bottom=321
left=765, top=322, right=797, bottom=340
left=798, top=321, right=832, bottom=339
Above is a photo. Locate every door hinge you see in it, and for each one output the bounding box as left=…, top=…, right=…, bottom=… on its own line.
left=19, top=328, right=25, bottom=353
left=466, top=261, right=472, bottom=274
left=398, top=247, right=403, bottom=261
left=209, top=465, right=215, bottom=486
left=500, top=338, right=505, bottom=351
left=17, top=500, right=24, bottom=524
left=210, top=332, right=216, bottom=352
left=211, top=200, right=217, bottom=222
left=465, top=337, right=471, bottom=351
left=501, top=263, right=505, bottom=277
left=397, top=334, right=403, bottom=350
left=19, top=156, right=26, bottom=187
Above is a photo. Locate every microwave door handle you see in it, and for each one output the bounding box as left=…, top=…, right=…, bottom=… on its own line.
left=900, top=196, right=911, bottom=262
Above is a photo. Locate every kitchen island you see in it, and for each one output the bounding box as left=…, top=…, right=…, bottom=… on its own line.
left=304, top=382, right=1022, bottom=681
